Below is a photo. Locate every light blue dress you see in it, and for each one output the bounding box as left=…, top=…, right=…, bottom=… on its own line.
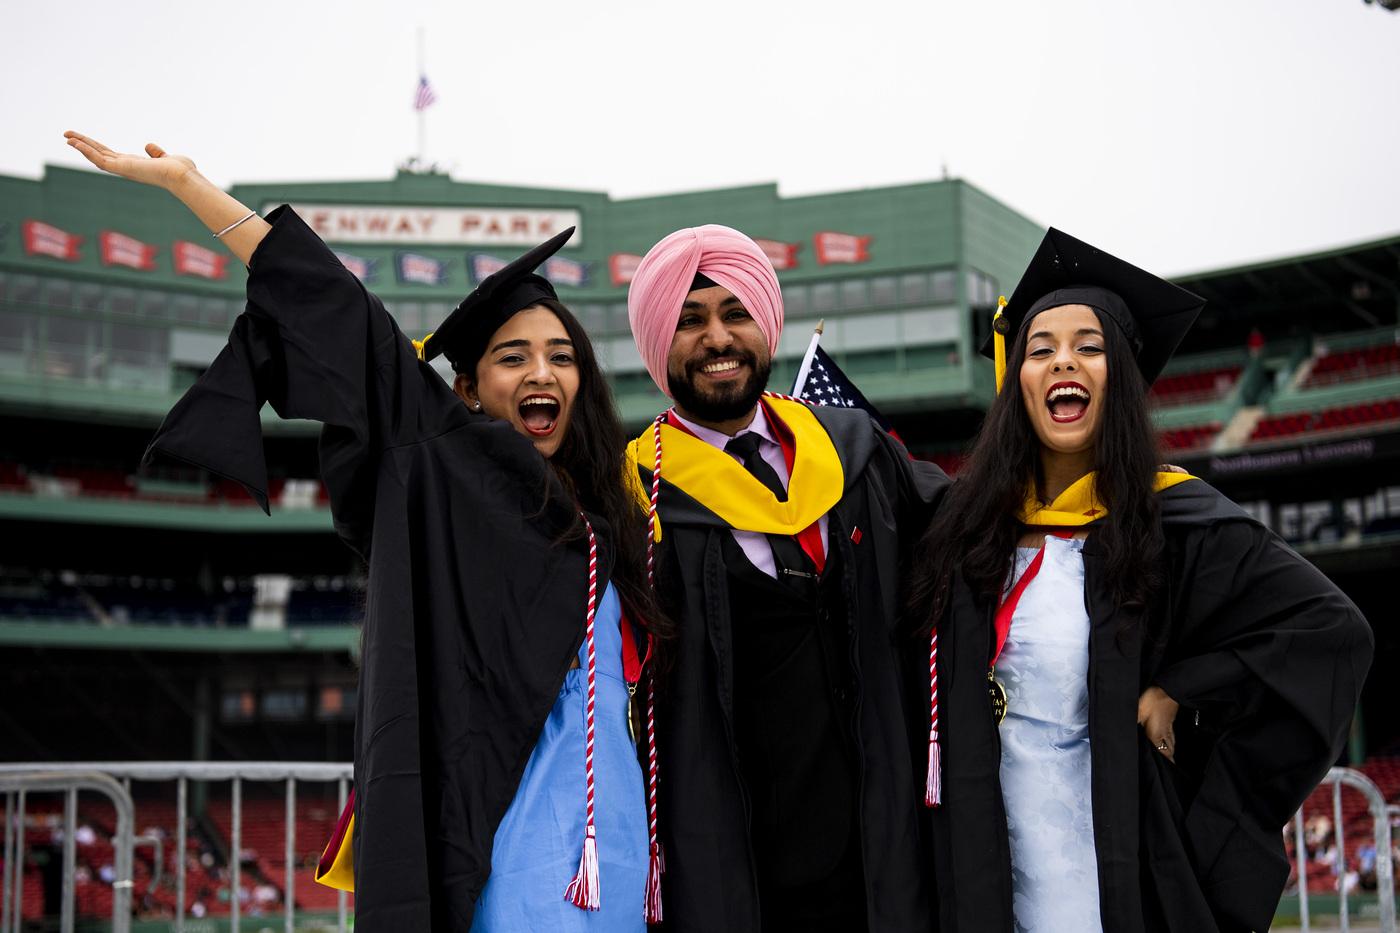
left=471, top=583, right=649, bottom=932
left=995, top=537, right=1103, bottom=933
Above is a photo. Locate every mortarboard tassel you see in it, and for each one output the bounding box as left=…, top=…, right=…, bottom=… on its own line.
left=992, top=297, right=1009, bottom=394
left=565, top=518, right=602, bottom=911
left=411, top=332, right=435, bottom=362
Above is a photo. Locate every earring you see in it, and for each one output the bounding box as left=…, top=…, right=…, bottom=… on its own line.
left=472, top=401, right=482, bottom=411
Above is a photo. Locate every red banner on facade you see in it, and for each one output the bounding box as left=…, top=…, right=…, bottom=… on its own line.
left=173, top=240, right=230, bottom=280
left=755, top=239, right=801, bottom=271
left=610, top=253, right=643, bottom=286
left=99, top=231, right=158, bottom=271
left=22, top=220, right=83, bottom=261
left=813, top=231, right=872, bottom=265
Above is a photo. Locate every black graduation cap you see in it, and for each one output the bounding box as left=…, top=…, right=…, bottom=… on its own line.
left=417, top=226, right=576, bottom=372
left=982, top=228, right=1206, bottom=385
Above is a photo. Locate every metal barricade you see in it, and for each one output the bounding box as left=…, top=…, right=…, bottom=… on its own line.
left=0, top=771, right=134, bottom=933
left=0, top=762, right=351, bottom=933
left=1292, top=766, right=1397, bottom=933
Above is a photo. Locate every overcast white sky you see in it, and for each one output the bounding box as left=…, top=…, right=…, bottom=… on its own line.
left=7, top=0, right=1399, bottom=275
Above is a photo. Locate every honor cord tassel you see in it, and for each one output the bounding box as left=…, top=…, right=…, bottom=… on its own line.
left=925, top=628, right=943, bottom=807
left=564, top=518, right=602, bottom=910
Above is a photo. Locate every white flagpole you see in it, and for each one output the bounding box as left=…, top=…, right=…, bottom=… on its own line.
left=790, top=319, right=825, bottom=397
left=416, top=27, right=426, bottom=166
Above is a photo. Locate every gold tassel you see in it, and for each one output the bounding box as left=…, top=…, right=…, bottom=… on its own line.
left=993, top=297, right=1009, bottom=394
left=412, top=332, right=435, bottom=362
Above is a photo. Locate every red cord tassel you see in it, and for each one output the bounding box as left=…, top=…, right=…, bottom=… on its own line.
left=564, top=824, right=601, bottom=910
left=644, top=841, right=665, bottom=923
left=925, top=737, right=942, bottom=807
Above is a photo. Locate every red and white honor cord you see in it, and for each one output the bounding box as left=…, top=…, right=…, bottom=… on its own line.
left=640, top=412, right=668, bottom=922
left=925, top=628, right=942, bottom=807
left=565, top=517, right=602, bottom=910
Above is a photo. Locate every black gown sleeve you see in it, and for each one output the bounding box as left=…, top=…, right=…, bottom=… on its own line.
left=1153, top=516, right=1373, bottom=929
left=142, top=206, right=465, bottom=552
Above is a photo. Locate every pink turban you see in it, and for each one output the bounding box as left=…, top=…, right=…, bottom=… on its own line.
left=627, top=225, right=784, bottom=397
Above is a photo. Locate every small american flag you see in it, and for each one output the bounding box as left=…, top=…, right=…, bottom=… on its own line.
left=414, top=75, right=438, bottom=111
left=795, top=345, right=896, bottom=435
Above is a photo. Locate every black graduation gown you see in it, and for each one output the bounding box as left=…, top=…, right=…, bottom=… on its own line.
left=143, top=207, right=607, bottom=931
left=639, top=407, right=949, bottom=933
left=928, top=479, right=1373, bottom=933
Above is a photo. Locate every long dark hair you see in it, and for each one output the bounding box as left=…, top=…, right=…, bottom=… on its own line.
left=907, top=307, right=1164, bottom=631
left=515, top=299, right=676, bottom=664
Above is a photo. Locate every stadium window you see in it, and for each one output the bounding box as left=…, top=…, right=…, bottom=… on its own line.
left=316, top=685, right=357, bottom=721
left=422, top=302, right=453, bottom=335
left=45, top=316, right=99, bottom=381
left=396, top=302, right=423, bottom=332
left=220, top=689, right=256, bottom=722
left=607, top=302, right=631, bottom=334
left=137, top=290, right=170, bottom=321
left=931, top=270, right=956, bottom=303
left=262, top=687, right=309, bottom=722
left=899, top=273, right=928, bottom=305
left=109, top=323, right=170, bottom=391
left=842, top=349, right=897, bottom=376
left=840, top=279, right=869, bottom=310
left=811, top=282, right=837, bottom=314
left=783, top=285, right=808, bottom=315
left=842, top=311, right=900, bottom=352
left=108, top=287, right=138, bottom=317
left=0, top=310, right=39, bottom=376
left=900, top=307, right=961, bottom=345
left=870, top=276, right=898, bottom=307
left=10, top=275, right=40, bottom=307
left=74, top=282, right=103, bottom=313
left=44, top=278, right=74, bottom=310
left=199, top=297, right=230, bottom=328
left=904, top=344, right=961, bottom=370
left=0, top=271, right=7, bottom=303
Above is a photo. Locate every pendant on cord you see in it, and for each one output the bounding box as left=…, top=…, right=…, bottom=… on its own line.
left=987, top=669, right=1007, bottom=725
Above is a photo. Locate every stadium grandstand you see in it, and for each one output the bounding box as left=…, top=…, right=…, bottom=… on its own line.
left=1, top=163, right=1396, bottom=927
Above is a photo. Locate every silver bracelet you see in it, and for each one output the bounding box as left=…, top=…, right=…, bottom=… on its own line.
left=213, top=210, right=258, bottom=239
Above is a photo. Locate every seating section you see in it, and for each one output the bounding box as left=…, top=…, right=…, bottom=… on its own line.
left=1287, top=756, right=1400, bottom=894
left=1150, top=365, right=1243, bottom=407
left=1, top=791, right=351, bottom=921
left=1159, top=423, right=1221, bottom=452
left=1304, top=342, right=1400, bottom=388
left=1251, top=399, right=1400, bottom=443
left=0, top=572, right=361, bottom=627
left=0, top=462, right=310, bottom=507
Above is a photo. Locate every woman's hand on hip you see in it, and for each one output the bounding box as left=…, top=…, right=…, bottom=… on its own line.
left=1138, top=685, right=1180, bottom=763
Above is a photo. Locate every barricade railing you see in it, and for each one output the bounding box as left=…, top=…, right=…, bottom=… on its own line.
left=0, top=762, right=351, bottom=933
left=0, top=771, right=134, bottom=933
left=1292, top=766, right=1396, bottom=933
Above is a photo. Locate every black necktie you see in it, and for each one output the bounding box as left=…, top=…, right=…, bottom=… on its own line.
left=725, top=432, right=788, bottom=503
left=725, top=433, right=816, bottom=583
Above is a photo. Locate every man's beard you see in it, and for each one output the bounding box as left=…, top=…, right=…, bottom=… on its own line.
left=668, top=349, right=771, bottom=422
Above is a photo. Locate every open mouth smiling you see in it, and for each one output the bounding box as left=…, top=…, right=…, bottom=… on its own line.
left=698, top=358, right=743, bottom=379
left=1046, top=381, right=1091, bottom=424
left=518, top=394, right=561, bottom=436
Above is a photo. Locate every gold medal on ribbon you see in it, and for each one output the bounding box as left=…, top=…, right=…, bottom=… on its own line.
left=987, top=669, right=1007, bottom=725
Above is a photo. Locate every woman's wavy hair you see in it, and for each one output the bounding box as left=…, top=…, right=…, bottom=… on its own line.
left=906, top=306, right=1164, bottom=632
left=463, top=297, right=675, bottom=665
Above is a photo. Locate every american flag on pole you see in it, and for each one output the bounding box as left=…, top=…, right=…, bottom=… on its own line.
left=794, top=344, right=897, bottom=436
left=414, top=75, right=438, bottom=111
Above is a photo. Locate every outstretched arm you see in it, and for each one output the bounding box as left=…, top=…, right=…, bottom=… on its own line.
left=64, top=131, right=268, bottom=265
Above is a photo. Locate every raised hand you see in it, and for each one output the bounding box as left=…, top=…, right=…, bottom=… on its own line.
left=64, top=132, right=196, bottom=191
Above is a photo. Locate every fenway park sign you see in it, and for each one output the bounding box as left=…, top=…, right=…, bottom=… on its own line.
left=274, top=204, right=582, bottom=247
